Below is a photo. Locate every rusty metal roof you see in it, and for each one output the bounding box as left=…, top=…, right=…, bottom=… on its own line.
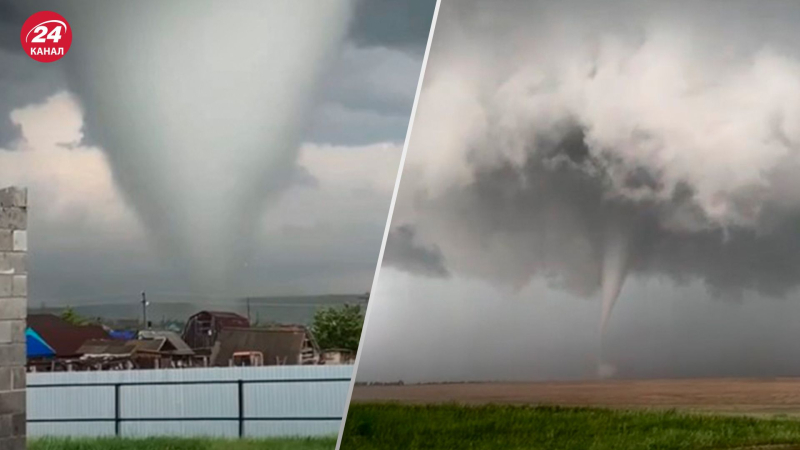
left=190, top=311, right=250, bottom=328
left=211, top=328, right=310, bottom=366
left=27, top=314, right=110, bottom=358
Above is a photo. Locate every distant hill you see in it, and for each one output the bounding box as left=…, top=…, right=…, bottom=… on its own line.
left=32, top=294, right=369, bottom=329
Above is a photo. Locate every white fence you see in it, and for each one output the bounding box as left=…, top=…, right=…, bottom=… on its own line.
left=27, top=365, right=353, bottom=438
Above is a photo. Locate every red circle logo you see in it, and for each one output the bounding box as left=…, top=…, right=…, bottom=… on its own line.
left=20, top=11, right=72, bottom=63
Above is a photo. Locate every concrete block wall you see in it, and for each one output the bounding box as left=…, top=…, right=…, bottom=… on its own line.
left=0, top=187, right=26, bottom=449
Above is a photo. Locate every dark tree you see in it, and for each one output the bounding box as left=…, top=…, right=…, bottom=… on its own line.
left=311, top=304, right=365, bottom=352
left=60, top=306, right=87, bottom=326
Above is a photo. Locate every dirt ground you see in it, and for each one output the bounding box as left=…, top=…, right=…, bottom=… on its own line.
left=352, top=379, right=800, bottom=417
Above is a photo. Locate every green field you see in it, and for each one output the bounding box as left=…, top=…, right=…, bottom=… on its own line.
left=29, top=437, right=336, bottom=450
left=342, top=403, right=800, bottom=449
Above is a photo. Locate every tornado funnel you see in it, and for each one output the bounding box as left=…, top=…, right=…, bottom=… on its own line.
left=599, top=225, right=630, bottom=335
left=58, top=1, right=355, bottom=290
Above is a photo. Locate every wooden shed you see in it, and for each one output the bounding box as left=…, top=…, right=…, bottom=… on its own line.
left=181, top=311, right=250, bottom=350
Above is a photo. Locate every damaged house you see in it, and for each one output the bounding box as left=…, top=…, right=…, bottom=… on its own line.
left=77, top=331, right=198, bottom=370
left=210, top=325, right=321, bottom=366
left=182, top=310, right=250, bottom=351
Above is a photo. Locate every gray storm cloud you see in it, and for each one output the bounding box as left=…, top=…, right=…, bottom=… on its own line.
left=383, top=225, right=449, bottom=278
left=44, top=1, right=355, bottom=290
left=385, top=0, right=800, bottom=338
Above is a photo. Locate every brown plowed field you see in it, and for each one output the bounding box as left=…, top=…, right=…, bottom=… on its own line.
left=352, top=379, right=800, bottom=416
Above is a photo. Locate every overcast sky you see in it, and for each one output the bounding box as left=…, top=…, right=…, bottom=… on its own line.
left=358, top=0, right=800, bottom=382
left=0, top=0, right=435, bottom=305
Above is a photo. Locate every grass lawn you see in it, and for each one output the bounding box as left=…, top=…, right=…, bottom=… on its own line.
left=342, top=403, right=800, bottom=449
left=29, top=437, right=336, bottom=450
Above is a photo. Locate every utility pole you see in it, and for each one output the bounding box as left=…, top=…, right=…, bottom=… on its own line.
left=141, top=291, right=149, bottom=329
left=246, top=297, right=251, bottom=323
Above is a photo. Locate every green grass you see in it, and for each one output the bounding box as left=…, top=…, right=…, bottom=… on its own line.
left=342, top=403, right=800, bottom=449
left=29, top=437, right=336, bottom=450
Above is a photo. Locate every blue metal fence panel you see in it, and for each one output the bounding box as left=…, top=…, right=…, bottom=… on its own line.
left=27, top=365, right=353, bottom=438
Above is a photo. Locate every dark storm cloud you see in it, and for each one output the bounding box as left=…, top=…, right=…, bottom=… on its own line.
left=305, top=0, right=436, bottom=144
left=0, top=1, right=22, bottom=48
left=385, top=0, right=800, bottom=304
left=307, top=43, right=424, bottom=145
left=0, top=2, right=65, bottom=146
left=357, top=0, right=800, bottom=382
left=383, top=225, right=449, bottom=278
left=0, top=0, right=435, bottom=146
left=0, top=54, right=63, bottom=147
left=393, top=122, right=800, bottom=300
left=349, top=0, right=435, bottom=53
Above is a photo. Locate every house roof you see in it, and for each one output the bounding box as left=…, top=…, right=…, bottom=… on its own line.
left=205, top=311, right=246, bottom=319
left=77, top=339, right=138, bottom=356
left=77, top=338, right=166, bottom=357
left=138, top=330, right=194, bottom=355
left=190, top=311, right=250, bottom=328
left=27, top=314, right=110, bottom=357
left=211, top=327, right=310, bottom=366
left=130, top=339, right=166, bottom=353
left=266, top=324, right=320, bottom=352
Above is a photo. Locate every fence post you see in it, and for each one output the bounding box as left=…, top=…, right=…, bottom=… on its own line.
left=237, top=380, right=244, bottom=438
left=114, top=383, right=121, bottom=437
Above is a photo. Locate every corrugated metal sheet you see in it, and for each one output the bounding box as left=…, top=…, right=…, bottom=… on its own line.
left=28, top=365, right=353, bottom=438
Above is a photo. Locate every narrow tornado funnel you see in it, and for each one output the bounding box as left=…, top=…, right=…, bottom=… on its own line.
left=597, top=223, right=630, bottom=378
left=599, top=224, right=630, bottom=336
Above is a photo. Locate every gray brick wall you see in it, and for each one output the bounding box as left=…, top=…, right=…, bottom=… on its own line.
left=0, top=187, right=25, bottom=449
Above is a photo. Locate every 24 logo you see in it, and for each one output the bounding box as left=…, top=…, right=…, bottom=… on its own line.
left=20, top=11, right=72, bottom=63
